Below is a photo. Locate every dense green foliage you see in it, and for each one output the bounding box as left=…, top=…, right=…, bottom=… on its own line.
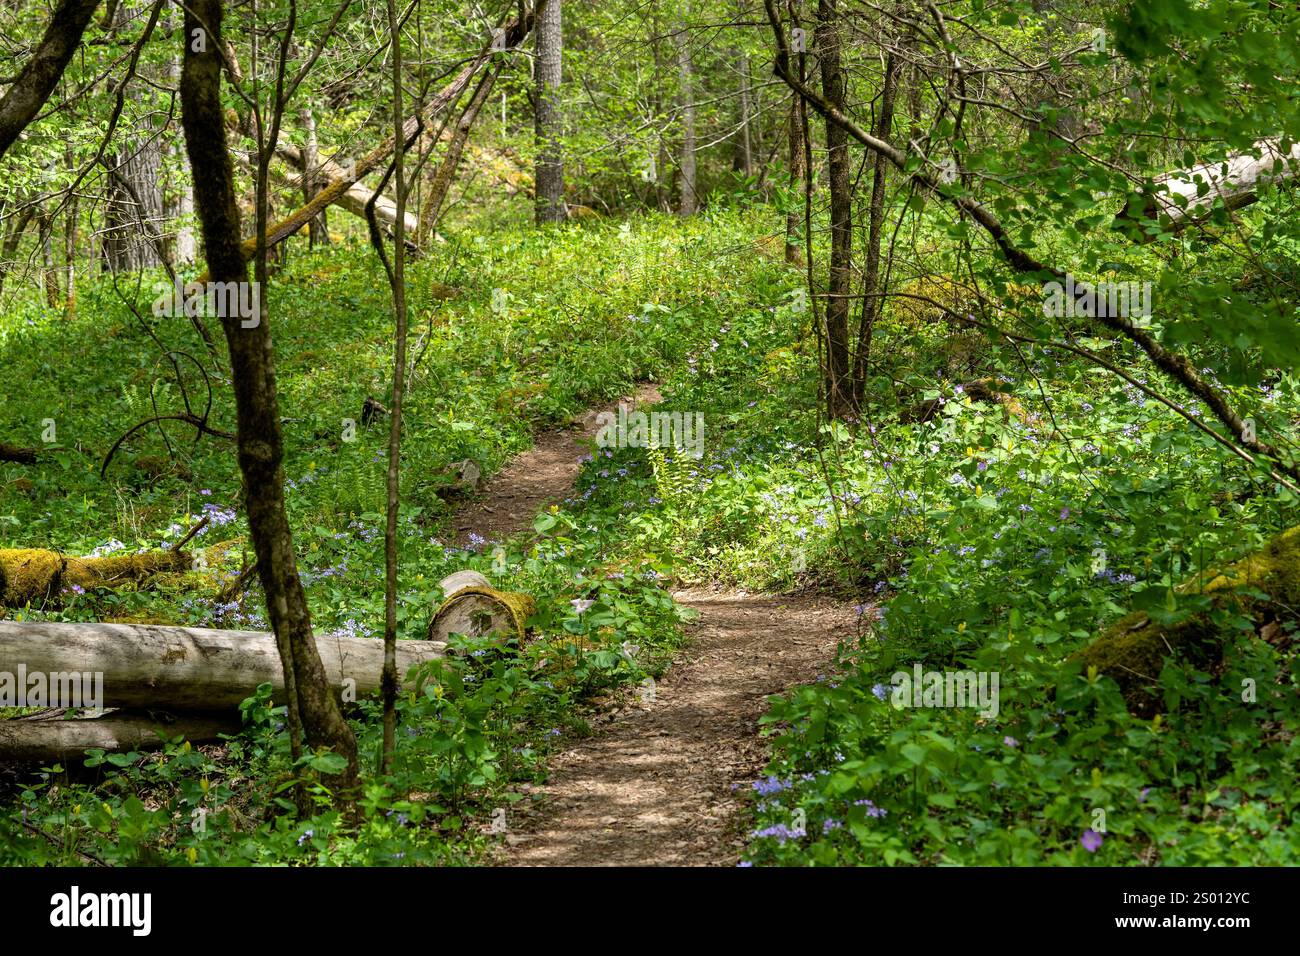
left=3, top=0, right=1300, bottom=868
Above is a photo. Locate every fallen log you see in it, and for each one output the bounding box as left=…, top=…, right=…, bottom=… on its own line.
left=0, top=548, right=191, bottom=608
left=0, top=710, right=239, bottom=763
left=195, top=6, right=537, bottom=279
left=1073, top=523, right=1300, bottom=715
left=0, top=442, right=39, bottom=464
left=1118, top=139, right=1300, bottom=237
left=274, top=142, right=419, bottom=236
left=417, top=63, right=501, bottom=242
left=0, top=621, right=446, bottom=712
left=899, top=378, right=1035, bottom=427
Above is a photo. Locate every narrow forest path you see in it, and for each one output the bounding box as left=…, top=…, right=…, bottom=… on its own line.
left=502, top=590, right=851, bottom=866
left=448, top=385, right=852, bottom=866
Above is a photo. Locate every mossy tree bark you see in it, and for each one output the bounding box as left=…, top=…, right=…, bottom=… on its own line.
left=179, top=0, right=358, bottom=795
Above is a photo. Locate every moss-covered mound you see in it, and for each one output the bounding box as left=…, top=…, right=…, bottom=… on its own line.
left=1073, top=524, right=1300, bottom=714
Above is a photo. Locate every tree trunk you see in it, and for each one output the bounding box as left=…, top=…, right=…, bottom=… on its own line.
left=378, top=0, right=411, bottom=771
left=104, top=140, right=164, bottom=272
left=735, top=52, right=754, bottom=177
left=299, top=101, right=329, bottom=246
left=0, top=0, right=102, bottom=160
left=650, top=26, right=670, bottom=212
left=675, top=18, right=697, bottom=216
left=164, top=13, right=196, bottom=266
left=179, top=0, right=359, bottom=791
left=38, top=208, right=59, bottom=308
left=784, top=96, right=805, bottom=263
left=534, top=0, right=565, bottom=223
left=102, top=5, right=164, bottom=273
left=851, top=52, right=899, bottom=406
left=63, top=146, right=78, bottom=318
left=784, top=0, right=808, bottom=265
left=0, top=202, right=37, bottom=298
left=816, top=0, right=853, bottom=419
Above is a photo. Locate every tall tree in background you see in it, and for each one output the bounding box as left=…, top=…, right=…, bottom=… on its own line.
left=179, top=0, right=359, bottom=794
left=102, top=4, right=163, bottom=273
left=675, top=14, right=697, bottom=216
left=299, top=100, right=329, bottom=246
left=784, top=0, right=806, bottom=264
left=379, top=0, right=410, bottom=771
left=534, top=0, right=564, bottom=222
left=850, top=50, right=899, bottom=407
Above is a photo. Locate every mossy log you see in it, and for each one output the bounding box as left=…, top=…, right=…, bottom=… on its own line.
left=1073, top=524, right=1300, bottom=715
left=899, top=378, right=1035, bottom=427
left=0, top=548, right=192, bottom=609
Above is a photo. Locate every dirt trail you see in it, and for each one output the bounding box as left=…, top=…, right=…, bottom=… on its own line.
left=448, top=385, right=850, bottom=866
left=503, top=590, right=851, bottom=866
left=451, top=384, right=660, bottom=547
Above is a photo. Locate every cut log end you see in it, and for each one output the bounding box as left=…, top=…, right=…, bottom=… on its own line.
left=428, top=582, right=535, bottom=645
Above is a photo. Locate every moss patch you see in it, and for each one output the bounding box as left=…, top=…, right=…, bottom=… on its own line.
left=1074, top=524, right=1300, bottom=714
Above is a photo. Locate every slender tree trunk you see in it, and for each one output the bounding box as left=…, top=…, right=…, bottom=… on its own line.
left=63, top=146, right=78, bottom=318
left=379, top=0, right=409, bottom=773
left=164, top=8, right=196, bottom=266
left=167, top=144, right=197, bottom=265
left=534, top=0, right=565, bottom=223
left=39, top=209, right=60, bottom=309
left=784, top=96, right=805, bottom=262
left=675, top=18, right=697, bottom=216
left=650, top=25, right=669, bottom=212
left=736, top=52, right=753, bottom=177
left=299, top=101, right=329, bottom=246
left=851, top=52, right=899, bottom=405
left=785, top=0, right=807, bottom=264
left=0, top=203, right=36, bottom=298
left=179, top=0, right=359, bottom=796
left=816, top=0, right=853, bottom=419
